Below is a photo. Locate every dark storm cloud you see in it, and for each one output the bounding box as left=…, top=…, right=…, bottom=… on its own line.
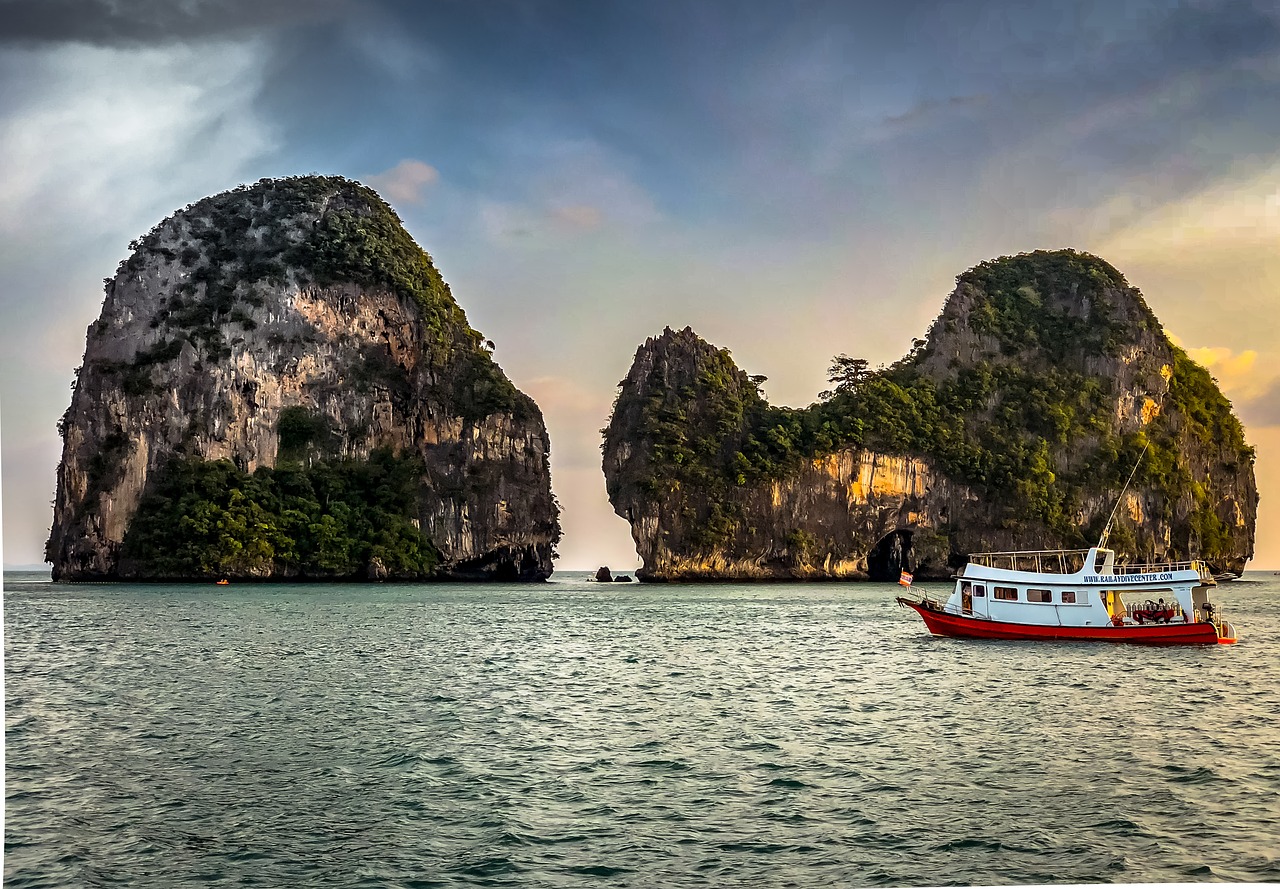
left=250, top=0, right=737, bottom=206
left=1149, top=0, right=1280, bottom=70
left=0, top=0, right=347, bottom=45
left=234, top=0, right=1280, bottom=241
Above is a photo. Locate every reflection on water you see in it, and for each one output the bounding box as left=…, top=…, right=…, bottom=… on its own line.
left=5, top=571, right=1280, bottom=887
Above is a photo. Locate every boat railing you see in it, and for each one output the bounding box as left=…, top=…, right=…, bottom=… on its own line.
left=908, top=595, right=992, bottom=621
left=966, top=549, right=1091, bottom=574
left=940, top=603, right=991, bottom=620
left=967, top=551, right=1214, bottom=582
left=1111, top=560, right=1215, bottom=582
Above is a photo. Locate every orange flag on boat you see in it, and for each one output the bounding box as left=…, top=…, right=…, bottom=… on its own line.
left=899, top=571, right=913, bottom=587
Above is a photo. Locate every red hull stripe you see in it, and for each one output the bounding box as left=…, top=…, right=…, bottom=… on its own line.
left=898, top=599, right=1220, bottom=645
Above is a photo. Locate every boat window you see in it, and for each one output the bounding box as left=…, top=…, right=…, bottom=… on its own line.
left=972, top=585, right=985, bottom=597
left=1061, top=591, right=1077, bottom=604
left=993, top=586, right=1017, bottom=600
left=1027, top=589, right=1052, bottom=603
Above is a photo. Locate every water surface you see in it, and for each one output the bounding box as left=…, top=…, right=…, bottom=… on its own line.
left=6, top=570, right=1280, bottom=887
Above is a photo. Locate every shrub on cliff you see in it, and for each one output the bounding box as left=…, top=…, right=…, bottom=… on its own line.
left=119, top=450, right=440, bottom=580
left=127, top=175, right=526, bottom=419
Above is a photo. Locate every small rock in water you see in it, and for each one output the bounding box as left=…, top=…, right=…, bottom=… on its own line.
left=595, top=566, right=614, bottom=582
left=614, top=575, right=633, bottom=583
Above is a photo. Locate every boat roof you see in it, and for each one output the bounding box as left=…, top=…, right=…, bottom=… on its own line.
left=962, top=546, right=1214, bottom=586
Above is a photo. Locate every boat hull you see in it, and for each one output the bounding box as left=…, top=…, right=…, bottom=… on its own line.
left=897, top=597, right=1227, bottom=645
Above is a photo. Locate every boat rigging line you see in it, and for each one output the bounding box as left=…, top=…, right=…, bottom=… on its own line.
left=1097, top=438, right=1151, bottom=551
left=1098, top=384, right=1172, bottom=551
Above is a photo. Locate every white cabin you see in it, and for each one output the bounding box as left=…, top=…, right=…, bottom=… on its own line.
left=939, top=547, right=1218, bottom=629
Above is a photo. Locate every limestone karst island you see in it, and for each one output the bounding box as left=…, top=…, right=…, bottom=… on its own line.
left=603, top=251, right=1257, bottom=582
left=47, top=177, right=1256, bottom=586
left=48, top=176, right=560, bottom=582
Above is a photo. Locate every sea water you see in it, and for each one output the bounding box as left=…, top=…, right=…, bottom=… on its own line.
left=5, top=570, right=1280, bottom=887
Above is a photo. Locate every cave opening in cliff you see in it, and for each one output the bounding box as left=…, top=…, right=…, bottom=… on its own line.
left=868, top=529, right=913, bottom=582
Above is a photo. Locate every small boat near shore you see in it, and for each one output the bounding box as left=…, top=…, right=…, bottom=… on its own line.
left=897, top=546, right=1237, bottom=645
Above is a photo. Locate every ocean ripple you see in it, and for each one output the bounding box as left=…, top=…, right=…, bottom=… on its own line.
left=5, top=571, right=1280, bottom=887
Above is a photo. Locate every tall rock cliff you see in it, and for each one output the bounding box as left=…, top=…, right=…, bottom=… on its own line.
left=49, top=176, right=560, bottom=581
left=603, top=251, right=1256, bottom=581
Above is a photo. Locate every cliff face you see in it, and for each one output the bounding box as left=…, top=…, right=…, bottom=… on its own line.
left=603, top=328, right=974, bottom=581
left=48, top=176, right=560, bottom=581
left=603, top=251, right=1256, bottom=581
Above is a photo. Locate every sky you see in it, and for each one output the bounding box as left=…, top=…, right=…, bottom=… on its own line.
left=2, top=0, right=1279, bottom=571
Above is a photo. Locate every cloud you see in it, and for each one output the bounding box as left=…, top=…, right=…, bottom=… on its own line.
left=1181, top=345, right=1260, bottom=395
left=476, top=200, right=535, bottom=240
left=953, top=1, right=1280, bottom=256
left=0, top=41, right=275, bottom=241
left=1097, top=160, right=1280, bottom=260
left=0, top=0, right=347, bottom=46
left=1239, top=378, right=1280, bottom=428
left=1167, top=340, right=1280, bottom=432
left=881, top=94, right=988, bottom=130
left=530, top=140, right=659, bottom=228
left=1145, top=0, right=1280, bottom=74
left=0, top=38, right=275, bottom=563
left=365, top=158, right=439, bottom=206
left=550, top=203, right=603, bottom=230
left=468, top=138, right=658, bottom=243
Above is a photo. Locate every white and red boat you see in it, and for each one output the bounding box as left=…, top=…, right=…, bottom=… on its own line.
left=897, top=546, right=1238, bottom=645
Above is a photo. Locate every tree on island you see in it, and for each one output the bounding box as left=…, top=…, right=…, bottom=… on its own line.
left=819, top=354, right=871, bottom=400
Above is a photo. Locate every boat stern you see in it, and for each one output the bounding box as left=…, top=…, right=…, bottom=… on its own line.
left=1215, top=619, right=1239, bottom=644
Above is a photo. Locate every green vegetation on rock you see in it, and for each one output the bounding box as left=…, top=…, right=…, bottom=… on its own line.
left=956, top=250, right=1139, bottom=359
left=276, top=406, right=334, bottom=462
left=120, top=449, right=439, bottom=579
left=124, top=174, right=528, bottom=422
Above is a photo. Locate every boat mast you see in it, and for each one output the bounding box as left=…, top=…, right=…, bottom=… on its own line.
left=1097, top=440, right=1151, bottom=550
